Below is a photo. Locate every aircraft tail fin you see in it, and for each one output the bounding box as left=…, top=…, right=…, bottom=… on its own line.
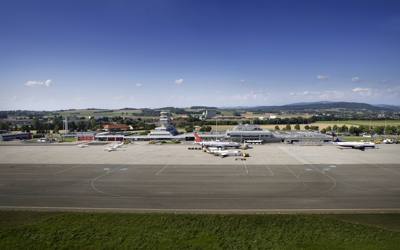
left=194, top=132, right=203, bottom=143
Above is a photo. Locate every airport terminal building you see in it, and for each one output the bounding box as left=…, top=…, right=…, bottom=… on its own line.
left=226, top=124, right=281, bottom=143
left=93, top=111, right=332, bottom=144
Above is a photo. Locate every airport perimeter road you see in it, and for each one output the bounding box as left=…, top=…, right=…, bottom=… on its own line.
left=0, top=163, right=400, bottom=213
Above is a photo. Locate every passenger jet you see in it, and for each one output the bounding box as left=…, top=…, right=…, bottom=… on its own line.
left=194, top=133, right=240, bottom=149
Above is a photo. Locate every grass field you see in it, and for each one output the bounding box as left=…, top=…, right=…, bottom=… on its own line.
left=0, top=211, right=399, bottom=249
left=61, top=137, right=77, bottom=142
left=211, top=124, right=328, bottom=131
left=211, top=120, right=400, bottom=132
left=341, top=136, right=370, bottom=142
left=315, top=120, right=400, bottom=126
left=57, top=109, right=143, bottom=117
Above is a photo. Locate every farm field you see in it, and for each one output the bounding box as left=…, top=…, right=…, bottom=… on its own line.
left=0, top=211, right=399, bottom=249
left=315, top=120, right=400, bottom=126
left=210, top=120, right=400, bottom=132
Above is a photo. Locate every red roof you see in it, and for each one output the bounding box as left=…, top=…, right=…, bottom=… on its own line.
left=103, top=124, right=130, bottom=130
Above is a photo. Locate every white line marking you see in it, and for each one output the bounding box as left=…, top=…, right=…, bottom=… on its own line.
left=373, top=164, right=400, bottom=176
left=90, top=168, right=120, bottom=197
left=0, top=205, right=399, bottom=214
left=284, top=165, right=299, bottom=179
left=284, top=165, right=306, bottom=188
left=155, top=164, right=169, bottom=176
left=242, top=161, right=249, bottom=175
left=278, top=146, right=310, bottom=164
left=312, top=166, right=337, bottom=193
left=53, top=165, right=81, bottom=175
left=265, top=165, right=274, bottom=176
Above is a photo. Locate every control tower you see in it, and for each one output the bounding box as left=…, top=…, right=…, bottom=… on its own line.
left=149, top=111, right=178, bottom=136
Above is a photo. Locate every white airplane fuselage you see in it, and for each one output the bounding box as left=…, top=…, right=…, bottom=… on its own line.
left=206, top=147, right=241, bottom=157
left=105, top=142, right=124, bottom=152
left=336, top=141, right=375, bottom=150
left=196, top=140, right=240, bottom=149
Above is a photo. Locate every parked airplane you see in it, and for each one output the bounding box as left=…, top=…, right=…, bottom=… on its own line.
left=336, top=141, right=375, bottom=151
left=194, top=133, right=240, bottom=149
left=383, top=138, right=394, bottom=144
left=105, top=141, right=124, bottom=152
left=215, top=149, right=242, bottom=158
left=205, top=147, right=242, bottom=158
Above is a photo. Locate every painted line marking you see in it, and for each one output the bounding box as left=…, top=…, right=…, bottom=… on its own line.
left=53, top=165, right=81, bottom=175
left=284, top=165, right=307, bottom=189
left=155, top=164, right=169, bottom=176
left=312, top=165, right=337, bottom=193
left=265, top=165, right=274, bottom=176
left=277, top=146, right=311, bottom=164
left=90, top=168, right=120, bottom=197
left=242, top=161, right=249, bottom=175
left=1, top=205, right=399, bottom=214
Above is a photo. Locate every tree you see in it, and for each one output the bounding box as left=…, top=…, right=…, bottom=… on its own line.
left=184, top=125, right=194, bottom=133
left=88, top=118, right=97, bottom=131
left=325, top=126, right=332, bottom=131
left=274, top=125, right=280, bottom=130
left=349, top=126, right=361, bottom=136
left=77, top=121, right=87, bottom=132
left=21, top=125, right=31, bottom=132
left=320, top=128, right=327, bottom=134
left=304, top=125, right=310, bottom=130
left=285, top=124, right=291, bottom=131
left=294, top=124, right=300, bottom=130
left=68, top=121, right=77, bottom=132
left=332, top=125, right=338, bottom=132
left=373, top=126, right=384, bottom=135
left=199, top=125, right=212, bottom=132
left=385, top=125, right=397, bottom=135
left=53, top=124, right=60, bottom=133
left=0, top=121, right=10, bottom=131
left=32, top=117, right=42, bottom=131
left=341, top=125, right=349, bottom=133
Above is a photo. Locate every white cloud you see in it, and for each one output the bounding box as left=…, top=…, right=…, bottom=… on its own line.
left=316, top=75, right=329, bottom=80
left=351, top=76, right=361, bottom=82
left=352, top=87, right=371, bottom=96
left=135, top=83, right=142, bottom=87
left=290, top=90, right=317, bottom=96
left=289, top=90, right=345, bottom=100
left=226, top=90, right=269, bottom=102
left=25, top=79, right=52, bottom=87
left=175, top=78, right=184, bottom=85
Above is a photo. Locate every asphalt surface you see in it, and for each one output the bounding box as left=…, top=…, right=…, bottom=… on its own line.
left=1, top=163, right=400, bottom=213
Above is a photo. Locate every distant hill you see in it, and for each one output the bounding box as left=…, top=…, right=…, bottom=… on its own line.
left=374, top=104, right=400, bottom=111
left=233, top=102, right=400, bottom=112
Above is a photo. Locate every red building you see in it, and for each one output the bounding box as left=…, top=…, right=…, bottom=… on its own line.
left=102, top=123, right=130, bottom=131
left=76, top=132, right=96, bottom=141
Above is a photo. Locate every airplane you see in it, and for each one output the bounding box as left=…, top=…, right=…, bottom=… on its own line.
left=336, top=141, right=375, bottom=151
left=383, top=138, right=394, bottom=144
left=104, top=141, right=124, bottom=152
left=194, top=132, right=240, bottom=149
left=215, top=149, right=242, bottom=158
left=77, top=143, right=89, bottom=148
left=205, top=147, right=242, bottom=158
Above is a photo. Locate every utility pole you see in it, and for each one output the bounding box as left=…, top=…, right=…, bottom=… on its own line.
left=64, top=116, right=69, bottom=133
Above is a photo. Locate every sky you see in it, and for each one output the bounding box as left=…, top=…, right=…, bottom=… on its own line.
left=1, top=0, right=400, bottom=110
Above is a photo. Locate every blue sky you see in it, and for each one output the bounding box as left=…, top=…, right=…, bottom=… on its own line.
left=1, top=0, right=400, bottom=110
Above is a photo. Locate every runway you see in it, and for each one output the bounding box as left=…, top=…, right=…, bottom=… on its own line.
left=1, top=163, right=400, bottom=212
